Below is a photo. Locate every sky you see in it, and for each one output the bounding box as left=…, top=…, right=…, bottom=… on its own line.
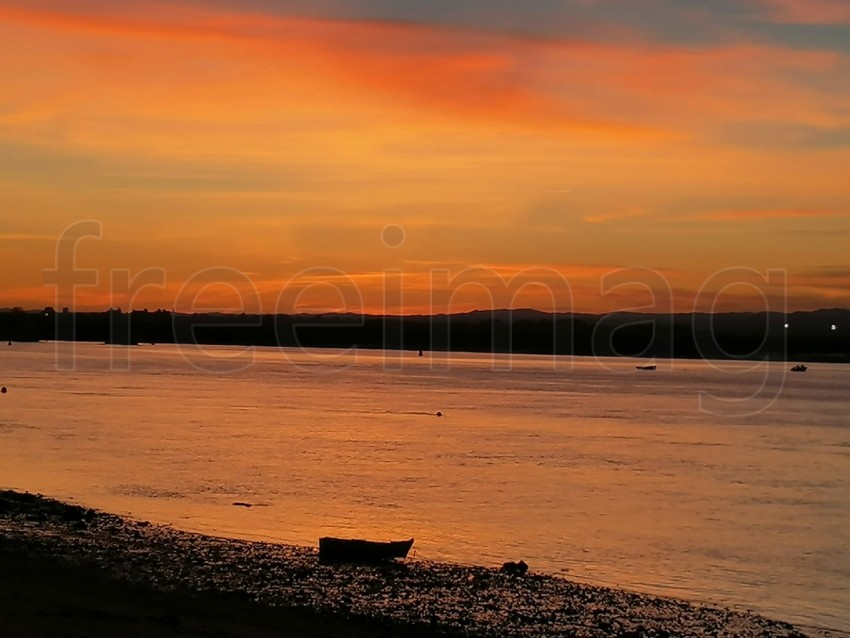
left=1, top=0, right=849, bottom=315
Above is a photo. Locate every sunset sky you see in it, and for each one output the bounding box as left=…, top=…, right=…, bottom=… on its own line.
left=2, top=0, right=849, bottom=314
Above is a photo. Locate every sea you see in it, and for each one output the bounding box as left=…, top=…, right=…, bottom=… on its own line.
left=1, top=341, right=848, bottom=633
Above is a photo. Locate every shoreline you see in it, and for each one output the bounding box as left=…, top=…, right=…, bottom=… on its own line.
left=11, top=338, right=850, bottom=366
left=0, top=490, right=828, bottom=638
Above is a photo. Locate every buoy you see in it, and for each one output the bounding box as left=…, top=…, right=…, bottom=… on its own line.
left=436, top=411, right=442, bottom=417
left=1, top=386, right=7, bottom=394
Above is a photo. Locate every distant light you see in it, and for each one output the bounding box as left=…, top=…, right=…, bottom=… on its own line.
left=831, top=324, right=837, bottom=331
left=784, top=323, right=789, bottom=329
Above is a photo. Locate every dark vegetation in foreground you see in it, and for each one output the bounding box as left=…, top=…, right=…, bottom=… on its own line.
left=0, top=491, right=812, bottom=638
left=1, top=307, right=849, bottom=363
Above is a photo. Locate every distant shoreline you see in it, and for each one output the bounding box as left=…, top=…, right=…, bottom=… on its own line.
left=2, top=307, right=848, bottom=364
left=0, top=490, right=828, bottom=638
left=6, top=338, right=850, bottom=367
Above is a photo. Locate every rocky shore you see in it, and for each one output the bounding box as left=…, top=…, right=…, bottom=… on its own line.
left=0, top=491, right=817, bottom=637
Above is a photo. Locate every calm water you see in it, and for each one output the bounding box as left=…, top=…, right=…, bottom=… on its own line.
left=1, top=342, right=848, bottom=632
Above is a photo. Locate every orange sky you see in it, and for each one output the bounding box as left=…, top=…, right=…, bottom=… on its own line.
left=1, top=1, right=849, bottom=314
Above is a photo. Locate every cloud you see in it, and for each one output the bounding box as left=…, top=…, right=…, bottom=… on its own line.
left=0, top=233, right=58, bottom=241
left=793, top=266, right=850, bottom=284
left=696, top=209, right=849, bottom=222
left=0, top=2, right=673, bottom=141
left=3, top=0, right=848, bottom=158
left=582, top=207, right=650, bottom=224
left=172, top=0, right=850, bottom=46
left=758, top=0, right=850, bottom=25
left=715, top=122, right=850, bottom=149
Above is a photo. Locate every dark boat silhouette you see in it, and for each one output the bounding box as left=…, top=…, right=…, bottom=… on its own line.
left=636, top=364, right=656, bottom=370
left=318, top=537, right=414, bottom=563
left=790, top=364, right=807, bottom=372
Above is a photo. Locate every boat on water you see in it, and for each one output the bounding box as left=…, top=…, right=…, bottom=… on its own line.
left=636, top=364, right=656, bottom=371
left=318, top=537, right=414, bottom=563
left=790, top=364, right=807, bottom=372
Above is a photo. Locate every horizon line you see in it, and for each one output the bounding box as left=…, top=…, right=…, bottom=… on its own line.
left=4, top=306, right=849, bottom=318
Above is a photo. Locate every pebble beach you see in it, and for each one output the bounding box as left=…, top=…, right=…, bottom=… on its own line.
left=0, top=490, right=829, bottom=638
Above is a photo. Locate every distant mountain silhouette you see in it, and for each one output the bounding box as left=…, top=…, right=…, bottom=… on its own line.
left=1, top=307, right=847, bottom=363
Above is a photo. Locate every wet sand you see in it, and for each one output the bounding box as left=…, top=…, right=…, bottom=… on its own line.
left=0, top=491, right=821, bottom=637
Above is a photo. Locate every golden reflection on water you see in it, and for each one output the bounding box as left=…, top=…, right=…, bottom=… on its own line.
left=1, top=342, right=849, bottom=630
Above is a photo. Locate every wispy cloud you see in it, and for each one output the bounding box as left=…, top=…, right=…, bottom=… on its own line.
left=0, top=3, right=655, bottom=137
left=0, top=233, right=58, bottom=241
left=5, top=1, right=846, bottom=145
left=758, top=0, right=850, bottom=24
left=696, top=209, right=849, bottom=222
left=582, top=207, right=651, bottom=224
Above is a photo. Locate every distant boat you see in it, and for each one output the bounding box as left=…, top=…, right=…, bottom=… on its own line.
left=636, top=364, right=656, bottom=371
left=790, top=364, right=807, bottom=372
left=318, top=537, right=414, bottom=563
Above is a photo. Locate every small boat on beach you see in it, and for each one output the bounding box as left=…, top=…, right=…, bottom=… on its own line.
left=318, top=537, right=414, bottom=563
left=790, top=364, right=807, bottom=372
left=636, top=364, right=656, bottom=371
